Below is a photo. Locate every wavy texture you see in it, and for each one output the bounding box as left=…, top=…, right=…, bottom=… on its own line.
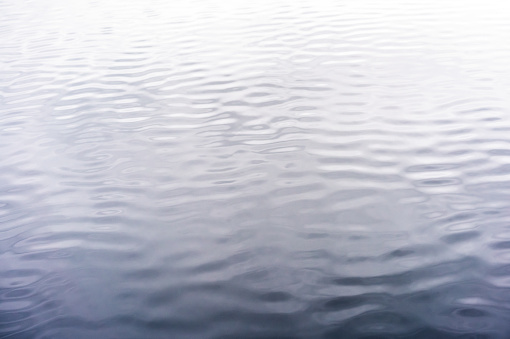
left=2, top=0, right=510, bottom=338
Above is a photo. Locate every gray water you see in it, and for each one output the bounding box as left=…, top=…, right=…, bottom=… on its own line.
left=2, top=0, right=510, bottom=338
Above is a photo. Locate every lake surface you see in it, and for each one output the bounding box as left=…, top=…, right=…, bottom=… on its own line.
left=2, top=0, right=510, bottom=338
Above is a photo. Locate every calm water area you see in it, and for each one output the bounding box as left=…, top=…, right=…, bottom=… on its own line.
left=2, top=0, right=510, bottom=338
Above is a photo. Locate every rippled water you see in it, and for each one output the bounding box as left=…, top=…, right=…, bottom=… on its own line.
left=2, top=0, right=510, bottom=338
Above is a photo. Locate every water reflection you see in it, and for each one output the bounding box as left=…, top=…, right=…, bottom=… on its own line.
left=2, top=0, right=510, bottom=337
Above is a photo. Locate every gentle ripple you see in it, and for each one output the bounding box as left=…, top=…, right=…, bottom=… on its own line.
left=2, top=0, right=510, bottom=338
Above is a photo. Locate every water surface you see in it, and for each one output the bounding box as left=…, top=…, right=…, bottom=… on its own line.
left=2, top=0, right=510, bottom=338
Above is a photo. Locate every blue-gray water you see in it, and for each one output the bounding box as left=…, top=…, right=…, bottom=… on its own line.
left=2, top=0, right=510, bottom=338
